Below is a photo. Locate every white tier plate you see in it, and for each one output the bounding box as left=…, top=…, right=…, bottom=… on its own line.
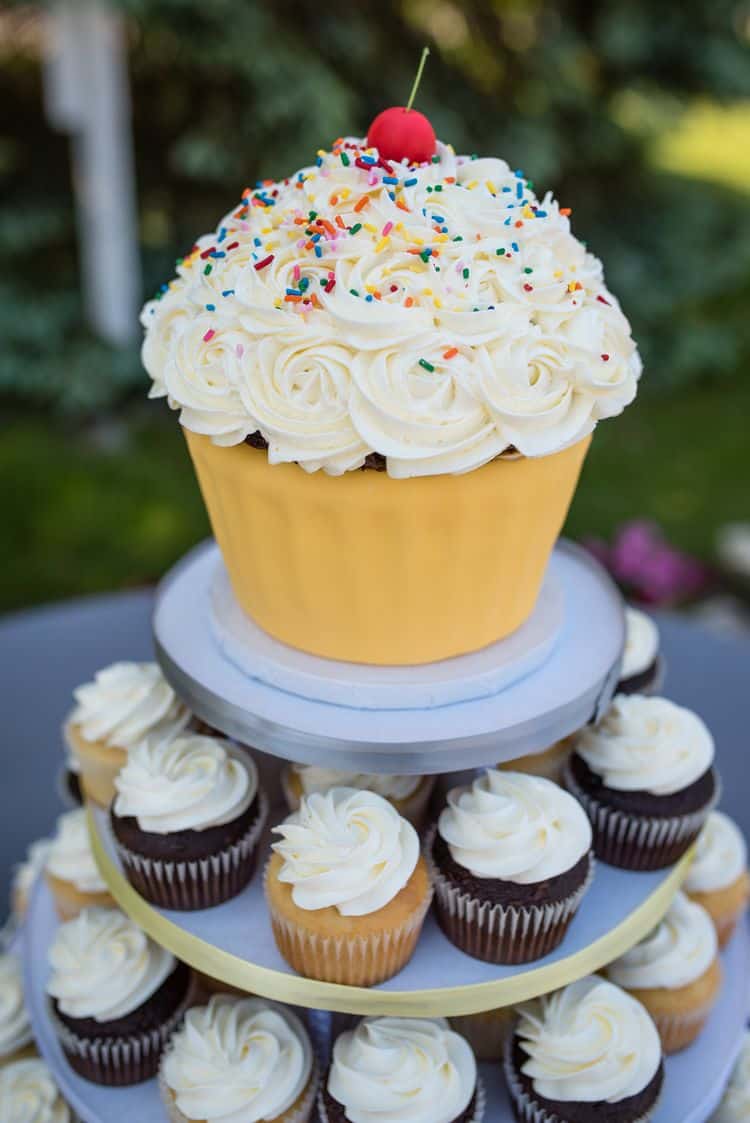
left=90, top=804, right=691, bottom=1018
left=154, top=539, right=624, bottom=773
left=23, top=879, right=750, bottom=1123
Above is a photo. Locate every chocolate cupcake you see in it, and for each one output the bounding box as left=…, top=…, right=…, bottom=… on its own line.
left=428, top=769, right=593, bottom=964
left=321, top=1017, right=484, bottom=1123
left=618, top=608, right=663, bottom=695
left=111, top=733, right=267, bottom=910
left=564, top=694, right=719, bottom=870
left=506, top=975, right=664, bottom=1122
left=47, top=907, right=193, bottom=1086
left=0, top=1058, right=73, bottom=1122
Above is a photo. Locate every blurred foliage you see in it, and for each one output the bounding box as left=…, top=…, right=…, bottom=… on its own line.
left=0, top=0, right=749, bottom=413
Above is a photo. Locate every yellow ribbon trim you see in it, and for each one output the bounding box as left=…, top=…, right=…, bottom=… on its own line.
left=87, top=806, right=693, bottom=1017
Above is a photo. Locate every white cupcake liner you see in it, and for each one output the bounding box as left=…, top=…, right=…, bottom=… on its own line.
left=114, top=789, right=269, bottom=910
left=318, top=1073, right=486, bottom=1123
left=425, top=828, right=594, bottom=965
left=563, top=763, right=719, bottom=871
left=160, top=1057, right=319, bottom=1123
left=503, top=1034, right=662, bottom=1123
left=650, top=996, right=720, bottom=1055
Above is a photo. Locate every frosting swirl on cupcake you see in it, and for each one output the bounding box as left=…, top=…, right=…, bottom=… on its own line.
left=271, top=788, right=419, bottom=916
left=607, top=891, right=717, bottom=990
left=574, top=694, right=714, bottom=796
left=0, top=1059, right=71, bottom=1123
left=328, top=1016, right=476, bottom=1123
left=621, top=607, right=659, bottom=680
left=516, top=975, right=661, bottom=1103
left=47, top=907, right=175, bottom=1022
left=711, top=1030, right=750, bottom=1122
left=686, top=811, right=748, bottom=894
left=114, top=734, right=256, bottom=833
left=69, top=661, right=191, bottom=751
left=163, top=997, right=312, bottom=1123
left=0, top=956, right=33, bottom=1059
left=142, top=138, right=640, bottom=476
left=46, top=810, right=107, bottom=894
left=438, top=769, right=591, bottom=881
left=291, top=764, right=420, bottom=802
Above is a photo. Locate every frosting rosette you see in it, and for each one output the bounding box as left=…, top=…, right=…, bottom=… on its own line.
left=438, top=769, right=591, bottom=882
left=162, top=996, right=312, bottom=1123
left=515, top=975, right=662, bottom=1103
left=113, top=733, right=256, bottom=834
left=0, top=955, right=33, bottom=1059
left=46, top=809, right=107, bottom=894
left=142, top=137, right=641, bottom=476
left=69, top=661, right=191, bottom=751
left=686, top=811, right=748, bottom=894
left=0, top=1059, right=71, bottom=1123
left=607, top=891, right=717, bottom=990
left=621, top=607, right=659, bottom=680
left=711, top=1030, right=750, bottom=1122
left=271, top=787, right=419, bottom=916
left=291, top=765, right=420, bottom=802
left=47, top=907, right=175, bottom=1022
left=328, top=1016, right=476, bottom=1123
left=574, top=693, right=714, bottom=796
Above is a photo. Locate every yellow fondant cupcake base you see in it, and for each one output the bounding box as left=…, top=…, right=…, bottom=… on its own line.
left=185, top=431, right=590, bottom=665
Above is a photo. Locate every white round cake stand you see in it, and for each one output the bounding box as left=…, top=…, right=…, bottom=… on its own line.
left=22, top=879, right=750, bottom=1123
left=153, top=538, right=625, bottom=773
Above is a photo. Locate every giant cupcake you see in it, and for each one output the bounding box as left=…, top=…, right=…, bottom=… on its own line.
left=142, top=130, right=640, bottom=664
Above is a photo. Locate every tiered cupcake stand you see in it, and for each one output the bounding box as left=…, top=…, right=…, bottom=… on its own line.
left=21, top=538, right=750, bottom=1123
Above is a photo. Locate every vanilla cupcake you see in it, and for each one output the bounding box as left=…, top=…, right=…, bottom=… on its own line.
left=322, top=1016, right=484, bottom=1123
left=160, top=995, right=317, bottom=1123
left=10, top=838, right=51, bottom=920
left=711, top=1030, right=750, bottom=1122
left=507, top=975, right=664, bottom=1122
left=449, top=1007, right=515, bottom=1063
left=565, top=694, right=719, bottom=870
left=267, top=788, right=432, bottom=985
left=428, top=770, right=593, bottom=964
left=47, top=906, right=192, bottom=1085
left=282, top=764, right=434, bottom=829
left=499, top=738, right=574, bottom=784
left=607, top=891, right=722, bottom=1053
left=65, top=661, right=192, bottom=806
left=111, top=733, right=267, bottom=910
left=0, top=956, right=34, bottom=1069
left=685, top=811, right=750, bottom=947
left=44, top=809, right=114, bottom=921
left=619, top=607, right=662, bottom=695
left=0, top=1058, right=74, bottom=1122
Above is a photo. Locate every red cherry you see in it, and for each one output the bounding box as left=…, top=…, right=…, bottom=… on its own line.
left=367, top=106, right=436, bottom=165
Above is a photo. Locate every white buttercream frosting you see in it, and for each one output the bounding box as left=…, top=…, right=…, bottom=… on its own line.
left=607, top=891, right=717, bottom=990
left=328, top=1016, right=476, bottom=1123
left=69, top=661, right=191, bottom=751
left=291, top=764, right=420, bottom=802
left=438, top=769, right=591, bottom=882
left=11, top=838, right=51, bottom=914
left=621, top=607, right=659, bottom=680
left=163, top=996, right=312, bottom=1123
left=686, top=811, right=748, bottom=894
left=113, top=734, right=256, bottom=834
left=47, top=907, right=176, bottom=1022
left=516, top=974, right=661, bottom=1103
left=271, top=787, right=419, bottom=916
left=0, top=1060, right=71, bottom=1123
left=0, top=956, right=33, bottom=1059
left=711, top=1030, right=750, bottom=1122
left=574, top=693, right=714, bottom=796
left=46, top=810, right=107, bottom=894
left=142, top=138, right=640, bottom=477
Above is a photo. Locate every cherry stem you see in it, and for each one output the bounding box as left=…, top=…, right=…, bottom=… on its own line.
left=406, top=46, right=430, bottom=112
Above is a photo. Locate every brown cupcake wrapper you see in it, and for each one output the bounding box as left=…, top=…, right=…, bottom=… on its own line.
left=563, top=764, right=718, bottom=871
left=265, top=861, right=432, bottom=986
left=48, top=984, right=193, bottom=1087
left=426, top=828, right=594, bottom=965
left=503, top=1035, right=661, bottom=1123
left=114, top=789, right=269, bottom=910
left=160, top=1057, right=319, bottom=1123
left=318, top=1074, right=486, bottom=1123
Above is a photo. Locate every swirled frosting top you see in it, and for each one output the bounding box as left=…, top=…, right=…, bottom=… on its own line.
left=142, top=137, right=641, bottom=477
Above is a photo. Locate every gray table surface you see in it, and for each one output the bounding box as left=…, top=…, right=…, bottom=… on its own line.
left=1, top=588, right=749, bottom=913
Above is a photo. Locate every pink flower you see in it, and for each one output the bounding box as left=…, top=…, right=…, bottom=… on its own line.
left=583, top=521, right=710, bottom=606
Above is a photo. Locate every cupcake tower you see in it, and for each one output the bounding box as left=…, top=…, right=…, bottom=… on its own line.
left=9, top=112, right=750, bottom=1123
